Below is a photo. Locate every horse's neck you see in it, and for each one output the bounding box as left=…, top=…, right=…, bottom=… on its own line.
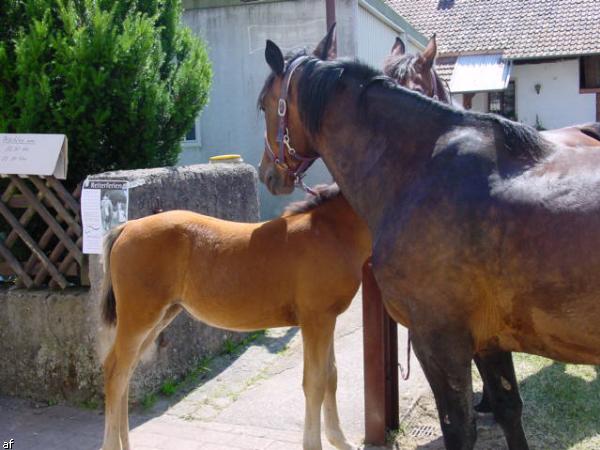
left=315, top=87, right=453, bottom=233
left=309, top=196, right=371, bottom=256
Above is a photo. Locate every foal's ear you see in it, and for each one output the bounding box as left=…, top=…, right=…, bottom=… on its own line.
left=391, top=36, right=406, bottom=56
left=265, top=40, right=285, bottom=75
left=419, top=34, right=437, bottom=69
left=313, top=23, right=337, bottom=60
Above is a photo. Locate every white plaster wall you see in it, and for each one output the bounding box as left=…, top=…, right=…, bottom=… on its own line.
left=512, top=59, right=595, bottom=129
left=451, top=92, right=488, bottom=112
left=180, top=0, right=357, bottom=219
left=356, top=3, right=420, bottom=69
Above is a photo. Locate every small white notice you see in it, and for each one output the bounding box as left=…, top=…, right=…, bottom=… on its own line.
left=0, top=134, right=68, bottom=179
left=81, top=179, right=129, bottom=254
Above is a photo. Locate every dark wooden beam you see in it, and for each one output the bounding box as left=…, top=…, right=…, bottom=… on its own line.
left=597, top=93, right=600, bottom=122
left=463, top=93, right=475, bottom=110
left=363, top=259, right=399, bottom=445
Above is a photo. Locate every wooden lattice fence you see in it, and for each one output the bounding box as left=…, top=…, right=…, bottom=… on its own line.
left=0, top=175, right=88, bottom=288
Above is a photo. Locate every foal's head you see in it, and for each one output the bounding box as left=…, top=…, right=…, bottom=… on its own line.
left=383, top=34, right=450, bottom=103
left=257, top=25, right=337, bottom=195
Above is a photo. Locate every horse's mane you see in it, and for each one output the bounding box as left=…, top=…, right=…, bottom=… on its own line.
left=261, top=53, right=550, bottom=165
left=282, top=183, right=341, bottom=216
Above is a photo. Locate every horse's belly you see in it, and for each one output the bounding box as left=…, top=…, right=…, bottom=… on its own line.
left=182, top=295, right=297, bottom=332
left=496, top=293, right=600, bottom=364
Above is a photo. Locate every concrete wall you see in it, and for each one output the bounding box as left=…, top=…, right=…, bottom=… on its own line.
left=0, top=164, right=259, bottom=404
left=512, top=59, right=596, bottom=129
left=180, top=0, right=357, bottom=219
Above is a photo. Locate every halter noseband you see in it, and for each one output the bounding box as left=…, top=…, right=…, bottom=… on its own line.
left=264, top=55, right=319, bottom=195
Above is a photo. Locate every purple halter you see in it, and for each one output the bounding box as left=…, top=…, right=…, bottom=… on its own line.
left=264, top=56, right=319, bottom=196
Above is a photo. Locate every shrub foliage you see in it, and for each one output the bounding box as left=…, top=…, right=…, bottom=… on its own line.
left=0, top=0, right=212, bottom=183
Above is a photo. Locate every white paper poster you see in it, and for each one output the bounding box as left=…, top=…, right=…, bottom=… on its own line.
left=81, top=179, right=129, bottom=254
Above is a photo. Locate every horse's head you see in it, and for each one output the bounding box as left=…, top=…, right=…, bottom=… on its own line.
left=258, top=25, right=337, bottom=195
left=383, top=34, right=449, bottom=103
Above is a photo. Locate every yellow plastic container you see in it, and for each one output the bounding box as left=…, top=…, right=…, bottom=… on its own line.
left=209, top=154, right=243, bottom=164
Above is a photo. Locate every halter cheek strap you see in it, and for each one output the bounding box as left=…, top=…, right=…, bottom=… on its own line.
left=264, top=56, right=320, bottom=195
left=430, top=68, right=439, bottom=101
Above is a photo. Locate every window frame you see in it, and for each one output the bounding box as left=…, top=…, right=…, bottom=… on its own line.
left=580, top=55, right=600, bottom=93
left=182, top=116, right=202, bottom=149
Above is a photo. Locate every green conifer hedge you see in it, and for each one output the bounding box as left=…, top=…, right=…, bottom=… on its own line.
left=0, top=0, right=212, bottom=183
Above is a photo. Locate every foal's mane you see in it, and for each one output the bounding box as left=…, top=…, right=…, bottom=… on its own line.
left=282, top=183, right=341, bottom=216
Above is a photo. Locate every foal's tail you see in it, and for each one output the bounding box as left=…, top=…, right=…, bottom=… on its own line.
left=101, top=224, right=126, bottom=326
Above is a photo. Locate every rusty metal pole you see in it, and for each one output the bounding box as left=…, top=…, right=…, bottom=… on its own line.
left=362, top=258, right=399, bottom=445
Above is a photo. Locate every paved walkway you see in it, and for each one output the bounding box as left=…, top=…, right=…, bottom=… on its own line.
left=0, top=289, right=430, bottom=450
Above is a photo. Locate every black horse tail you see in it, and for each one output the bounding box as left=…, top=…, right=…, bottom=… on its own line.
left=579, top=122, right=600, bottom=143
left=101, top=224, right=126, bottom=326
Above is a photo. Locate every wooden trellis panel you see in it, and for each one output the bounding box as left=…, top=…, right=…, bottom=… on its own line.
left=0, top=175, right=87, bottom=288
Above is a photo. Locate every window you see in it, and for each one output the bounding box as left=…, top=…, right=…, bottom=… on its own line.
left=580, top=55, right=600, bottom=91
left=182, top=117, right=201, bottom=148
left=488, top=81, right=516, bottom=120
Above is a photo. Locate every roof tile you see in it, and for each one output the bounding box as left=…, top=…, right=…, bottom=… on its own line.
left=385, top=0, right=600, bottom=59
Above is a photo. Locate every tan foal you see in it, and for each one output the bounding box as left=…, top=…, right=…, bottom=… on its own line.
left=100, top=185, right=371, bottom=450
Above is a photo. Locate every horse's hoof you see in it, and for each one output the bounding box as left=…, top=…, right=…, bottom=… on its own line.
left=474, top=398, right=493, bottom=414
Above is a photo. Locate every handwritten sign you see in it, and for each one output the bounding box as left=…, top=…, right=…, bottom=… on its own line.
left=0, top=134, right=68, bottom=179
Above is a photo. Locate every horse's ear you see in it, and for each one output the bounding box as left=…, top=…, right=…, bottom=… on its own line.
left=265, top=40, right=284, bottom=75
left=391, top=37, right=405, bottom=56
left=420, top=34, right=437, bottom=69
left=313, top=23, right=337, bottom=60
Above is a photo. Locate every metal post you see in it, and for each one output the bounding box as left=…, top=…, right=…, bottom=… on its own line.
left=325, top=0, right=336, bottom=30
left=362, top=258, right=399, bottom=445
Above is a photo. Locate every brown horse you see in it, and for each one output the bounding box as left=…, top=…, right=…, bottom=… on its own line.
left=385, top=35, right=600, bottom=415
left=384, top=34, right=600, bottom=148
left=100, top=184, right=370, bottom=450
left=259, top=26, right=600, bottom=450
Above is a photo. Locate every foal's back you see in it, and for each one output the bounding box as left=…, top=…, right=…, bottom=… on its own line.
left=109, top=192, right=370, bottom=331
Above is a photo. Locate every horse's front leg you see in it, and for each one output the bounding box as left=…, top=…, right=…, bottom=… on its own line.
left=476, top=351, right=529, bottom=450
left=300, top=315, right=337, bottom=450
left=410, top=317, right=477, bottom=450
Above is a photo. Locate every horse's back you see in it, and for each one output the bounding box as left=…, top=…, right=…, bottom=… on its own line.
left=375, top=127, right=600, bottom=364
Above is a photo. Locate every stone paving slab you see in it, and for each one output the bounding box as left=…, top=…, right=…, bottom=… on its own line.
left=0, top=289, right=428, bottom=450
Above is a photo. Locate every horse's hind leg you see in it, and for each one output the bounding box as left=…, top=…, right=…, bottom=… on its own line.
left=118, top=304, right=183, bottom=449
left=476, top=351, right=529, bottom=450
left=411, top=324, right=476, bottom=450
left=301, top=315, right=337, bottom=450
left=473, top=355, right=493, bottom=413
left=103, top=330, right=143, bottom=450
left=322, top=327, right=353, bottom=450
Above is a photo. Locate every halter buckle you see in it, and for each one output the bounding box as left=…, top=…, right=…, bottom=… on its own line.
left=277, top=99, right=287, bottom=117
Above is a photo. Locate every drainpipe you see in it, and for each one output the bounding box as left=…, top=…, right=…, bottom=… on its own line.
left=326, top=0, right=336, bottom=30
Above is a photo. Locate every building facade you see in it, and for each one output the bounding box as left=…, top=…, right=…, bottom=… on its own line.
left=179, top=0, right=427, bottom=218
left=387, top=0, right=600, bottom=130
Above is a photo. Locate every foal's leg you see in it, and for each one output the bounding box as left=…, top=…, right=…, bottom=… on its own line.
left=301, top=316, right=337, bottom=450
left=103, top=328, right=146, bottom=450
left=117, top=304, right=183, bottom=450
left=322, top=330, right=354, bottom=450
left=475, top=351, right=529, bottom=450
left=411, top=325, right=477, bottom=450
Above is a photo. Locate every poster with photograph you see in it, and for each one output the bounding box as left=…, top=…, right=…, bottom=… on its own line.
left=81, top=179, right=129, bottom=254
